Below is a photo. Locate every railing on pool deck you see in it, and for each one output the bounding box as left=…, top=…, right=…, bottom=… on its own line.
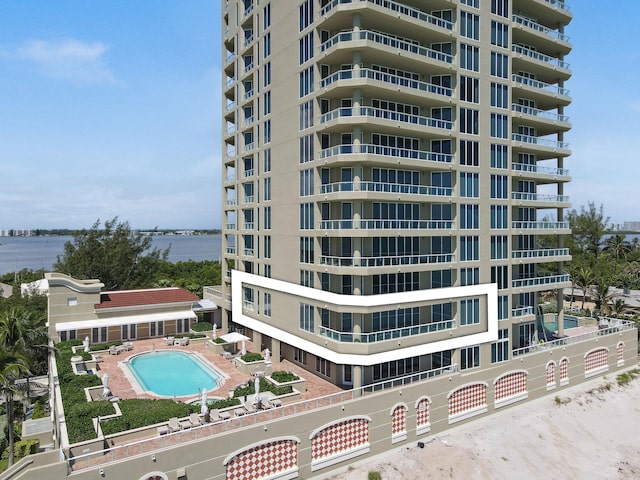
left=66, top=364, right=456, bottom=472
left=512, top=317, right=634, bottom=357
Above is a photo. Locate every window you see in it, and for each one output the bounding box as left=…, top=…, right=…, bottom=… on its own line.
left=491, top=0, right=509, bottom=18
left=299, top=0, right=314, bottom=31
left=264, top=91, right=271, bottom=116
left=460, top=44, right=479, bottom=72
left=491, top=329, right=509, bottom=363
left=491, top=51, right=508, bottom=78
left=460, top=267, right=479, bottom=286
left=299, top=303, right=314, bottom=332
left=315, top=357, right=331, bottom=377
left=300, top=202, right=314, bottom=229
left=264, top=235, right=271, bottom=258
left=460, top=204, right=479, bottom=229
left=491, top=265, right=509, bottom=290
left=300, top=269, right=314, bottom=287
left=300, top=134, right=314, bottom=163
left=490, top=174, right=508, bottom=198
left=299, top=66, right=314, bottom=97
left=460, top=108, right=479, bottom=134
left=264, top=148, right=271, bottom=172
left=263, top=32, right=271, bottom=58
left=490, top=235, right=508, bottom=259
left=461, top=345, right=480, bottom=370
left=300, top=236, right=314, bottom=264
left=264, top=292, right=271, bottom=317
left=263, top=119, right=271, bottom=144
left=300, top=168, right=314, bottom=196
left=263, top=4, right=271, bottom=29
left=490, top=113, right=508, bottom=138
left=373, top=357, right=420, bottom=381
left=460, top=298, right=480, bottom=325
left=460, top=11, right=480, bottom=40
left=263, top=177, right=271, bottom=201
left=490, top=82, right=508, bottom=109
left=460, top=235, right=479, bottom=261
left=459, top=140, right=479, bottom=166
left=432, top=270, right=452, bottom=288
left=299, top=32, right=314, bottom=64
left=498, top=295, right=508, bottom=320
left=67, top=297, right=78, bottom=306
left=460, top=172, right=479, bottom=198
left=263, top=62, right=271, bottom=86
left=264, top=264, right=271, bottom=278
left=372, top=272, right=419, bottom=294
left=490, top=205, right=508, bottom=229
left=461, top=0, right=479, bottom=7
left=491, top=21, right=509, bottom=48
left=491, top=144, right=508, bottom=169
left=299, top=100, right=313, bottom=130
left=460, top=76, right=479, bottom=103
left=294, top=347, right=307, bottom=365
left=264, top=206, right=271, bottom=229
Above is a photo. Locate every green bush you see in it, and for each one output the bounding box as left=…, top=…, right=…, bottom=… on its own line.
left=1, top=439, right=39, bottom=460
left=192, top=322, right=212, bottom=332
left=207, top=398, right=240, bottom=410
left=368, top=471, right=382, bottom=480
left=31, top=398, right=47, bottom=420
left=100, top=399, right=197, bottom=435
left=213, top=337, right=226, bottom=344
left=240, top=352, right=263, bottom=363
left=271, top=371, right=299, bottom=383
left=233, top=377, right=293, bottom=398
left=89, top=341, right=123, bottom=352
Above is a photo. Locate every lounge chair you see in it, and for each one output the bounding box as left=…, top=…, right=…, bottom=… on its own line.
left=244, top=401, right=256, bottom=414
left=222, top=352, right=232, bottom=360
left=122, top=341, right=134, bottom=351
left=164, top=336, right=175, bottom=346
left=189, top=413, right=203, bottom=427
left=208, top=409, right=221, bottom=422
left=109, top=346, right=120, bottom=355
left=168, top=417, right=182, bottom=433
left=179, top=337, right=190, bottom=346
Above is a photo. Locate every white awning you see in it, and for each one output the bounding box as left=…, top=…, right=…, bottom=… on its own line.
left=194, top=299, right=218, bottom=311
left=55, top=310, right=196, bottom=332
left=220, top=332, right=249, bottom=343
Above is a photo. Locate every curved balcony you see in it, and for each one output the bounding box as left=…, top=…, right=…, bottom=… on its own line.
left=512, top=14, right=571, bottom=55
left=320, top=219, right=455, bottom=231
left=512, top=104, right=570, bottom=134
left=319, top=144, right=454, bottom=166
left=319, top=253, right=455, bottom=267
left=512, top=133, right=570, bottom=155
left=320, top=181, right=453, bottom=198
left=511, top=162, right=569, bottom=180
left=513, top=14, right=569, bottom=43
left=511, top=220, right=570, bottom=231
left=512, top=274, right=571, bottom=289
left=320, top=30, right=454, bottom=65
left=319, top=106, right=453, bottom=134
left=319, top=318, right=455, bottom=344
left=512, top=306, right=535, bottom=318
left=512, top=248, right=570, bottom=260
left=511, top=192, right=570, bottom=206
left=512, top=44, right=571, bottom=80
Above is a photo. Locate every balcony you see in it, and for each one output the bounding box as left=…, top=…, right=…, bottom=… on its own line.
left=512, top=274, right=571, bottom=289
left=319, top=106, right=453, bottom=132
left=226, top=199, right=237, bottom=206
left=226, top=101, right=236, bottom=112
left=226, top=246, right=236, bottom=255
left=320, top=181, right=453, bottom=198
left=512, top=104, right=569, bottom=126
left=542, top=0, right=571, bottom=13
left=512, top=162, right=569, bottom=178
left=320, top=144, right=454, bottom=165
left=243, top=195, right=254, bottom=204
left=512, top=74, right=569, bottom=99
left=243, top=222, right=254, bottom=230
left=243, top=63, right=254, bottom=75
left=320, top=30, right=454, bottom=65
left=243, top=35, right=254, bottom=49
left=225, top=223, right=236, bottom=230
left=243, top=169, right=254, bottom=178
left=512, top=133, right=569, bottom=152
left=244, top=89, right=254, bottom=100
left=319, top=253, right=454, bottom=267
left=512, top=306, right=535, bottom=318
left=320, top=0, right=454, bottom=32
left=243, top=248, right=254, bottom=257
left=512, top=14, right=570, bottom=44
left=320, top=219, right=454, bottom=230
left=319, top=68, right=453, bottom=99
left=243, top=116, right=254, bottom=127
left=319, top=319, right=455, bottom=344
left=243, top=4, right=254, bottom=19
left=511, top=192, right=570, bottom=205
left=512, top=44, right=570, bottom=76
left=511, top=220, right=569, bottom=230
left=244, top=142, right=255, bottom=152
left=512, top=248, right=570, bottom=259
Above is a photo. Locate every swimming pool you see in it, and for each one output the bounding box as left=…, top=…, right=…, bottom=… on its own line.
left=125, top=351, right=223, bottom=397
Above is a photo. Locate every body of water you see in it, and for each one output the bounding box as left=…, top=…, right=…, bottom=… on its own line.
left=0, top=234, right=222, bottom=275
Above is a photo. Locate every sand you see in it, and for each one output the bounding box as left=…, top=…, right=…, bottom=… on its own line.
left=329, top=371, right=640, bottom=480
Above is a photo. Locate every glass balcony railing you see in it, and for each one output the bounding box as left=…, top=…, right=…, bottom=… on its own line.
left=243, top=169, right=254, bottom=178
left=244, top=142, right=254, bottom=152
left=319, top=319, right=455, bottom=344
left=512, top=133, right=569, bottom=150
left=225, top=223, right=236, bottom=230
left=225, top=199, right=236, bottom=206
left=243, top=222, right=254, bottom=230
left=320, top=106, right=453, bottom=131
left=226, top=246, right=236, bottom=254
left=512, top=221, right=570, bottom=230
left=512, top=248, right=570, bottom=259
left=511, top=162, right=569, bottom=177
left=319, top=144, right=454, bottom=164
left=319, top=253, right=454, bottom=267
left=512, top=44, right=570, bottom=71
left=244, top=90, right=254, bottom=100
left=243, top=300, right=254, bottom=311
left=320, top=219, right=454, bottom=230
left=512, top=74, right=569, bottom=97
left=243, top=35, right=254, bottom=48
left=512, top=274, right=570, bottom=289
left=511, top=192, right=570, bottom=203
left=244, top=195, right=254, bottom=203
left=226, top=101, right=236, bottom=111
left=243, top=116, right=254, bottom=126
left=512, top=306, right=535, bottom=317
left=543, top=0, right=570, bottom=13
left=243, top=63, right=254, bottom=74
left=512, top=14, right=569, bottom=43
left=320, top=0, right=454, bottom=31
left=320, top=181, right=453, bottom=197
left=319, top=68, right=453, bottom=97
left=512, top=104, right=569, bottom=123
left=243, top=4, right=254, bottom=18
left=243, top=248, right=254, bottom=256
left=320, top=30, right=454, bottom=64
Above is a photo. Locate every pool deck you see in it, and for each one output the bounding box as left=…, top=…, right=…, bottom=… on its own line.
left=94, top=337, right=342, bottom=403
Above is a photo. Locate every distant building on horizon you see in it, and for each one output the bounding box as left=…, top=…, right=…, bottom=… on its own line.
left=622, top=221, right=640, bottom=232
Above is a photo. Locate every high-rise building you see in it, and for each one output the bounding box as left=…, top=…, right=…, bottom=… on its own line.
left=216, top=0, right=573, bottom=389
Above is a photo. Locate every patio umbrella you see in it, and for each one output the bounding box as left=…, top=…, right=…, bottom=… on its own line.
left=83, top=336, right=90, bottom=353
left=241, top=338, right=247, bottom=356
left=102, top=373, right=110, bottom=397
left=254, top=377, right=261, bottom=404
left=200, top=388, right=209, bottom=415
left=264, top=348, right=271, bottom=362
left=212, top=324, right=217, bottom=340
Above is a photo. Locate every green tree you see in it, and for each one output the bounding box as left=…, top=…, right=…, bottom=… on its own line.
left=573, top=266, right=595, bottom=310
left=53, top=218, right=169, bottom=289
left=0, top=352, right=29, bottom=467
left=567, top=203, right=609, bottom=259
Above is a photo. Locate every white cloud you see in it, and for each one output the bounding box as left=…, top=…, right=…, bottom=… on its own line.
left=15, top=38, right=117, bottom=84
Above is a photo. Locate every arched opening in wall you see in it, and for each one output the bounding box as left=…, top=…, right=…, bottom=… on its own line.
left=448, top=382, right=487, bottom=424
left=493, top=371, right=528, bottom=408
left=584, top=347, right=609, bottom=378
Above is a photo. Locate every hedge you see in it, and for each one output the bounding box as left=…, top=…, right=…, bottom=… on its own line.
left=191, top=322, right=212, bottom=332
left=270, top=371, right=299, bottom=383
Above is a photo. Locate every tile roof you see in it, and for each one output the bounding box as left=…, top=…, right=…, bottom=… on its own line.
left=96, top=287, right=200, bottom=309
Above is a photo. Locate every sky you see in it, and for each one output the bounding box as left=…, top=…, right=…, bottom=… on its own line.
left=0, top=1, right=638, bottom=230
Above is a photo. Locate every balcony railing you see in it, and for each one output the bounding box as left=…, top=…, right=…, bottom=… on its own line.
left=320, top=0, right=454, bottom=31
left=512, top=133, right=569, bottom=150
left=512, top=306, right=535, bottom=317
left=512, top=14, right=569, bottom=43
left=320, top=106, right=453, bottom=131
left=226, top=246, right=236, bottom=254
left=226, top=101, right=236, bottom=111
left=320, top=181, right=453, bottom=197
left=243, top=63, right=254, bottom=74
left=243, top=4, right=254, bottom=18
left=512, top=74, right=569, bottom=97
left=226, top=125, right=236, bottom=135
left=511, top=104, right=569, bottom=123
left=243, top=248, right=254, bottom=256
left=225, top=223, right=236, bottom=230
left=319, top=253, right=454, bottom=267
left=225, top=174, right=235, bottom=182
left=244, top=90, right=254, bottom=100
left=512, top=248, right=570, bottom=259
left=243, top=169, right=254, bottom=178
left=319, top=68, right=453, bottom=98
left=243, top=300, right=254, bottom=311
left=512, top=221, right=570, bottom=230
left=320, top=30, right=454, bottom=64
left=512, top=162, right=569, bottom=177
left=511, top=192, right=570, bottom=203
left=319, top=144, right=453, bottom=164
left=243, top=116, right=254, bottom=126
left=244, top=195, right=254, bottom=203
left=243, top=35, right=254, bottom=48
left=244, top=142, right=254, bottom=152
left=512, top=44, right=570, bottom=70
left=243, top=222, right=254, bottom=230
left=320, top=219, right=454, bottom=230
left=542, top=0, right=570, bottom=13
left=512, top=274, right=570, bottom=288
left=226, top=199, right=236, bottom=206
left=319, top=319, right=455, bottom=344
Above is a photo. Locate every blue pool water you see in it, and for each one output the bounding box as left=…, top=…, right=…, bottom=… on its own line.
left=126, top=351, right=222, bottom=397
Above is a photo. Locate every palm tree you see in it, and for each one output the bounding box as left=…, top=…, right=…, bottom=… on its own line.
left=573, top=266, right=595, bottom=310
left=0, top=351, right=29, bottom=467
left=603, top=234, right=632, bottom=274
left=590, top=278, right=614, bottom=315
left=609, top=298, right=630, bottom=318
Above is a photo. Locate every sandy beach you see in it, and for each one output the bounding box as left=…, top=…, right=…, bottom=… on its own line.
left=329, top=370, right=640, bottom=480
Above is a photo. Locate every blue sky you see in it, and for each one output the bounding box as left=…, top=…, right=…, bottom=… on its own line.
left=0, top=1, right=637, bottom=230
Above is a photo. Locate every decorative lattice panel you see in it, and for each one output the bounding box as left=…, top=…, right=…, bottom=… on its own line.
left=617, top=342, right=624, bottom=364
left=585, top=348, right=608, bottom=373
left=448, top=383, right=486, bottom=416
left=560, top=358, right=569, bottom=382
left=311, top=418, right=369, bottom=461
left=546, top=362, right=556, bottom=386
left=226, top=439, right=298, bottom=480
left=416, top=398, right=430, bottom=428
left=391, top=405, right=406, bottom=435
left=495, top=372, right=527, bottom=401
